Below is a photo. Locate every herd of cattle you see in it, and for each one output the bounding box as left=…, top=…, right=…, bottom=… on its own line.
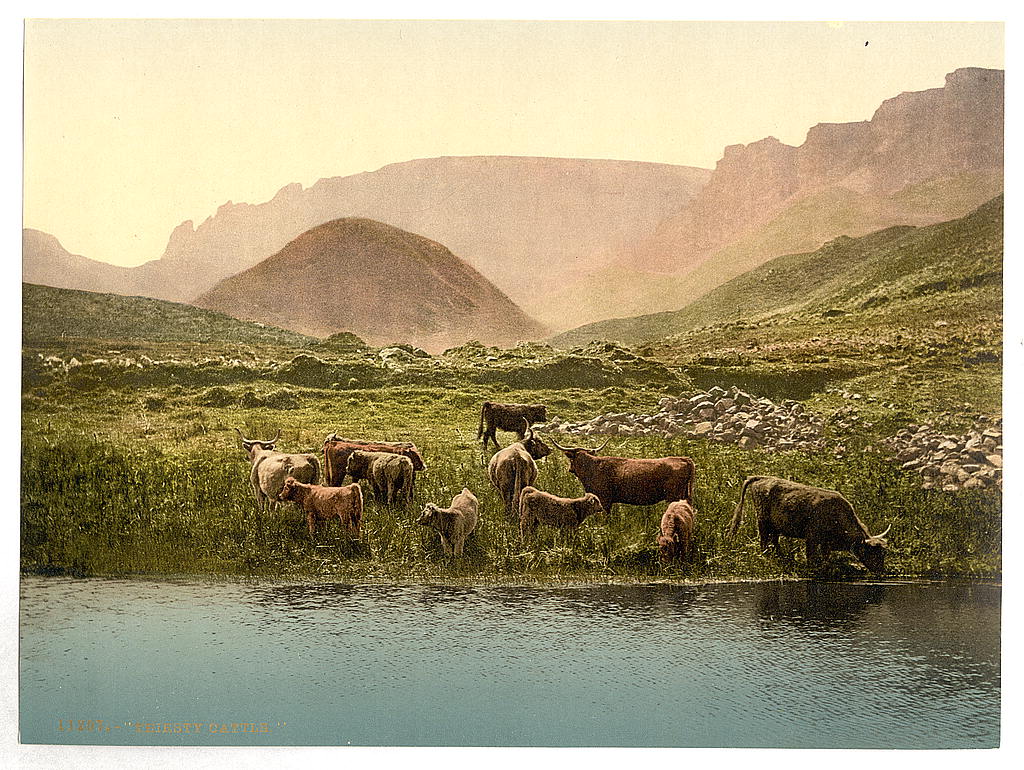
left=235, top=400, right=892, bottom=573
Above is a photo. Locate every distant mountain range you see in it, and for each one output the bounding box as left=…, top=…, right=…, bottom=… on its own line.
left=23, top=156, right=710, bottom=321
left=193, top=217, right=547, bottom=352
left=23, top=67, right=1003, bottom=346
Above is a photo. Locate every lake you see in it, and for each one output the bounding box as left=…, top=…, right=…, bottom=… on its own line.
left=19, top=576, right=999, bottom=748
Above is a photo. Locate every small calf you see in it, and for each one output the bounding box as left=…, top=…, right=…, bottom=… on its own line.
left=416, top=487, right=479, bottom=556
left=658, top=499, right=695, bottom=562
left=279, top=477, right=363, bottom=539
left=519, top=485, right=603, bottom=540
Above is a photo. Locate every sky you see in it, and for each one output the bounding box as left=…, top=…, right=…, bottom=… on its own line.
left=23, top=19, right=1004, bottom=267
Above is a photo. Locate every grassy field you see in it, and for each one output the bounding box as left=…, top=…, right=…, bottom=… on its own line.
left=21, top=372, right=1001, bottom=583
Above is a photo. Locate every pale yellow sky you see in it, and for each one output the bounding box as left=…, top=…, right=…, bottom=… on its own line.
left=23, top=19, right=1004, bottom=267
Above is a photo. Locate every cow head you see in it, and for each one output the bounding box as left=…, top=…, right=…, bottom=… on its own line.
left=852, top=524, right=891, bottom=574
left=519, top=423, right=552, bottom=461
left=416, top=503, right=441, bottom=527
left=528, top=405, right=548, bottom=423
left=235, top=427, right=281, bottom=457
left=546, top=435, right=610, bottom=475
left=657, top=534, right=678, bottom=561
left=574, top=493, right=604, bottom=523
left=279, top=476, right=299, bottom=501
left=345, top=451, right=371, bottom=480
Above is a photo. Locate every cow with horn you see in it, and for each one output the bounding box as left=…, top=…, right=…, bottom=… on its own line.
left=545, top=435, right=696, bottom=516
left=728, top=475, right=892, bottom=574
left=487, top=420, right=552, bottom=518
left=234, top=428, right=321, bottom=512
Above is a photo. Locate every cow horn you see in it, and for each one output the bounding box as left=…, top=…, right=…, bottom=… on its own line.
left=264, top=429, right=282, bottom=445
left=547, top=434, right=573, bottom=452
left=590, top=437, right=610, bottom=454
left=875, top=524, right=892, bottom=539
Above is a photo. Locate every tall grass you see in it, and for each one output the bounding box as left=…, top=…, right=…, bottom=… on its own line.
left=21, top=425, right=1001, bottom=582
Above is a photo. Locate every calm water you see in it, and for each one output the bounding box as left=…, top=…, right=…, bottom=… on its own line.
left=19, top=576, right=999, bottom=748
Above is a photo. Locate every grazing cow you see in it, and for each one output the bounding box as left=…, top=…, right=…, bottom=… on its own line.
left=519, top=486, right=603, bottom=541
left=728, top=476, right=891, bottom=574
left=416, top=488, right=479, bottom=556
left=345, top=450, right=416, bottom=506
left=235, top=428, right=321, bottom=512
left=322, top=434, right=426, bottom=486
left=658, top=500, right=695, bottom=562
left=478, top=401, right=548, bottom=450
left=487, top=426, right=552, bottom=517
left=279, top=477, right=363, bottom=539
left=546, top=436, right=695, bottom=516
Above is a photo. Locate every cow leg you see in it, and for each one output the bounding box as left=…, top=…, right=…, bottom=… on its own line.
left=307, top=512, right=317, bottom=538
left=805, top=541, right=824, bottom=570
left=439, top=534, right=452, bottom=555
left=758, top=518, right=779, bottom=555
left=453, top=535, right=465, bottom=556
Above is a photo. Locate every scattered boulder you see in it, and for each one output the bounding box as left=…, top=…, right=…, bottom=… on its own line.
left=551, top=385, right=828, bottom=454
left=879, top=418, right=1002, bottom=492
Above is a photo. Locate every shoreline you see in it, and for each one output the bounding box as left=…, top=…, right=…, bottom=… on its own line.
left=18, top=568, right=1004, bottom=590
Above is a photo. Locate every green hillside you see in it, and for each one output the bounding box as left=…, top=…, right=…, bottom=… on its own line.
left=22, top=283, right=319, bottom=349
left=553, top=194, right=1003, bottom=349
left=545, top=171, right=1002, bottom=333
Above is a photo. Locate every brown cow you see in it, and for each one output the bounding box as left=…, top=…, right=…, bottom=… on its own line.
left=519, top=486, right=603, bottom=541
left=278, top=477, right=363, bottom=539
left=416, top=488, right=479, bottom=556
left=487, top=426, right=552, bottom=517
left=658, top=500, right=695, bottom=562
left=322, top=434, right=426, bottom=486
left=728, top=476, right=891, bottom=574
left=546, top=436, right=695, bottom=516
left=478, top=401, right=548, bottom=450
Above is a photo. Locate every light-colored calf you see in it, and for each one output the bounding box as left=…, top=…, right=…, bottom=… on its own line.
left=416, top=487, right=479, bottom=556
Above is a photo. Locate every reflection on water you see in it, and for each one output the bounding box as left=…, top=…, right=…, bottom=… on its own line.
left=19, top=577, right=999, bottom=748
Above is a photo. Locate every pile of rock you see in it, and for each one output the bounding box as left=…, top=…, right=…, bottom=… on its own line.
left=545, top=385, right=827, bottom=453
left=881, top=421, right=1002, bottom=492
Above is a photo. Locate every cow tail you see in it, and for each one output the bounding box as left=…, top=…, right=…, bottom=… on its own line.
left=511, top=461, right=522, bottom=517
left=729, top=476, right=759, bottom=536
left=729, top=475, right=761, bottom=536
left=477, top=402, right=489, bottom=440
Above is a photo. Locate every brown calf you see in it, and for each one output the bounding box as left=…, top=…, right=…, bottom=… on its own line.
left=658, top=499, right=695, bottom=562
left=279, top=477, right=363, bottom=539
